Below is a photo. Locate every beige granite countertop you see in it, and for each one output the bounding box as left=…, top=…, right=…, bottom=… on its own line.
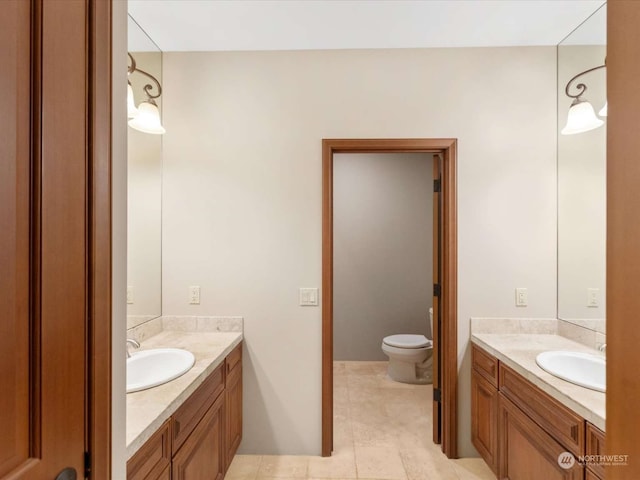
left=471, top=333, right=605, bottom=431
left=126, top=330, right=243, bottom=459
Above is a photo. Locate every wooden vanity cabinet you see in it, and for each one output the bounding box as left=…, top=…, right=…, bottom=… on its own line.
left=471, top=345, right=498, bottom=474
left=471, top=343, right=605, bottom=480
left=127, top=342, right=243, bottom=480
left=225, top=344, right=243, bottom=470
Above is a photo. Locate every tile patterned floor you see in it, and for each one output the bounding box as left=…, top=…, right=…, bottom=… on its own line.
left=226, top=361, right=494, bottom=480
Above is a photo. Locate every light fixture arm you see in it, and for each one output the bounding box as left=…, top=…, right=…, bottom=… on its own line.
left=128, top=52, right=162, bottom=101
left=564, top=63, right=606, bottom=100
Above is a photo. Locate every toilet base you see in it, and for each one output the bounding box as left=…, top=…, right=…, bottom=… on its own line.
left=387, top=357, right=433, bottom=385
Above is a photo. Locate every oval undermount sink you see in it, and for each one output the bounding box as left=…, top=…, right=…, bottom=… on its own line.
left=127, top=348, right=195, bottom=393
left=535, top=350, right=605, bottom=392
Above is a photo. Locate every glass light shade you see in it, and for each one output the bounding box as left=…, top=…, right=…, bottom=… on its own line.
left=127, top=83, right=139, bottom=119
left=598, top=101, right=608, bottom=117
left=561, top=99, right=604, bottom=135
left=128, top=101, right=166, bottom=135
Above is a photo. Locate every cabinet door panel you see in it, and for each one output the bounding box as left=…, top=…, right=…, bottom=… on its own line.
left=586, top=422, right=606, bottom=479
left=173, top=395, right=225, bottom=480
left=226, top=361, right=243, bottom=470
left=471, top=370, right=497, bottom=474
left=500, top=364, right=584, bottom=456
left=127, top=419, right=171, bottom=480
left=498, top=393, right=583, bottom=480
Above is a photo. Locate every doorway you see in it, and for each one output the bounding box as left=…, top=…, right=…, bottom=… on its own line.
left=321, top=138, right=458, bottom=458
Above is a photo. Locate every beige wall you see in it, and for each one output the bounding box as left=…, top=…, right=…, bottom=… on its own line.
left=161, top=47, right=558, bottom=456
left=333, top=152, right=434, bottom=361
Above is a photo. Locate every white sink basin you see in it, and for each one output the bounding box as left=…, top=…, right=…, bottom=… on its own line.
left=127, top=348, right=195, bottom=393
left=535, top=350, right=605, bottom=392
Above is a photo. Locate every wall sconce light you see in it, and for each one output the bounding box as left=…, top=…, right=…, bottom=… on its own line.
left=127, top=52, right=166, bottom=135
left=561, top=61, right=606, bottom=135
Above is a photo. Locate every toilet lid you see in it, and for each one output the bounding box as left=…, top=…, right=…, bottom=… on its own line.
left=383, top=334, right=431, bottom=349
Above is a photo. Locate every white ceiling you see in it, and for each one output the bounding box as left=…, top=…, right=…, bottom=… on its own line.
left=127, top=0, right=606, bottom=53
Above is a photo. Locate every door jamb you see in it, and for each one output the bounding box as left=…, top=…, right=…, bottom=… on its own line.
left=321, top=138, right=458, bottom=458
left=88, top=1, right=113, bottom=477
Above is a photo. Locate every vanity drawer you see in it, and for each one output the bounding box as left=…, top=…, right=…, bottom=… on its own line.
left=226, top=343, right=242, bottom=375
left=499, top=363, right=585, bottom=457
left=472, top=344, right=499, bottom=387
left=586, top=422, right=606, bottom=479
left=127, top=419, right=171, bottom=480
left=172, top=362, right=225, bottom=454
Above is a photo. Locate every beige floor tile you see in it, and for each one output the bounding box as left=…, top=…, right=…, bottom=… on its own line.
left=355, top=445, right=407, bottom=480
left=334, top=362, right=347, bottom=374
left=308, top=447, right=357, bottom=479
left=226, top=455, right=262, bottom=479
left=347, top=386, right=382, bottom=404
left=345, top=362, right=379, bottom=375
left=452, top=458, right=495, bottom=480
left=347, top=374, right=381, bottom=389
left=399, top=447, right=459, bottom=480
left=334, top=386, right=350, bottom=406
left=257, top=455, right=310, bottom=478
left=334, top=374, right=349, bottom=388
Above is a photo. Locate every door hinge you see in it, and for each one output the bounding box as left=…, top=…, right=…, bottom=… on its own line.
left=84, top=451, right=91, bottom=478
left=433, top=178, right=441, bottom=193
left=433, top=283, right=441, bottom=297
left=433, top=388, right=442, bottom=403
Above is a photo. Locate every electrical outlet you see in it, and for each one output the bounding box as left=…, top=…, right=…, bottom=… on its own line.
left=189, top=286, right=201, bottom=305
left=126, top=286, right=134, bottom=304
left=515, top=287, right=528, bottom=307
left=587, top=288, right=599, bottom=307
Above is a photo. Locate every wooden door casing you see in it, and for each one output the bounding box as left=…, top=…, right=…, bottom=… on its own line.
left=321, top=138, right=458, bottom=458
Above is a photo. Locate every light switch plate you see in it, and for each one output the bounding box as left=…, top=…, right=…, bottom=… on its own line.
left=515, top=287, right=528, bottom=307
left=126, top=286, right=134, bottom=304
left=299, top=287, right=319, bottom=306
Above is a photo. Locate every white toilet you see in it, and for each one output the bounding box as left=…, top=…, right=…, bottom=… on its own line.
left=381, top=308, right=434, bottom=384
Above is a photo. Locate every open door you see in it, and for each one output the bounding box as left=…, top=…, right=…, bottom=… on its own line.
left=432, top=154, right=443, bottom=444
left=0, top=1, right=112, bottom=478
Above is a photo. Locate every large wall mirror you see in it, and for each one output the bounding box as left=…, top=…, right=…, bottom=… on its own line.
left=127, top=16, right=163, bottom=328
left=557, top=4, right=606, bottom=332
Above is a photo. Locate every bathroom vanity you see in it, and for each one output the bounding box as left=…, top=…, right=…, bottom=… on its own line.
left=471, top=337, right=606, bottom=480
left=126, top=333, right=243, bottom=480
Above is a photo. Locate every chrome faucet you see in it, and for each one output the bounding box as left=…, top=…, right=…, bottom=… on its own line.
left=126, top=338, right=140, bottom=358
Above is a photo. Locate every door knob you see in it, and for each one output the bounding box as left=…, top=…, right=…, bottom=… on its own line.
left=55, top=467, right=77, bottom=480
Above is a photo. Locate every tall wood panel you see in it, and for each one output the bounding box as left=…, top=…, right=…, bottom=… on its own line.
left=607, top=2, right=640, bottom=479
left=0, top=0, right=112, bottom=478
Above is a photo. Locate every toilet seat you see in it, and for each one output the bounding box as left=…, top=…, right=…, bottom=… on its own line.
left=383, top=334, right=431, bottom=349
